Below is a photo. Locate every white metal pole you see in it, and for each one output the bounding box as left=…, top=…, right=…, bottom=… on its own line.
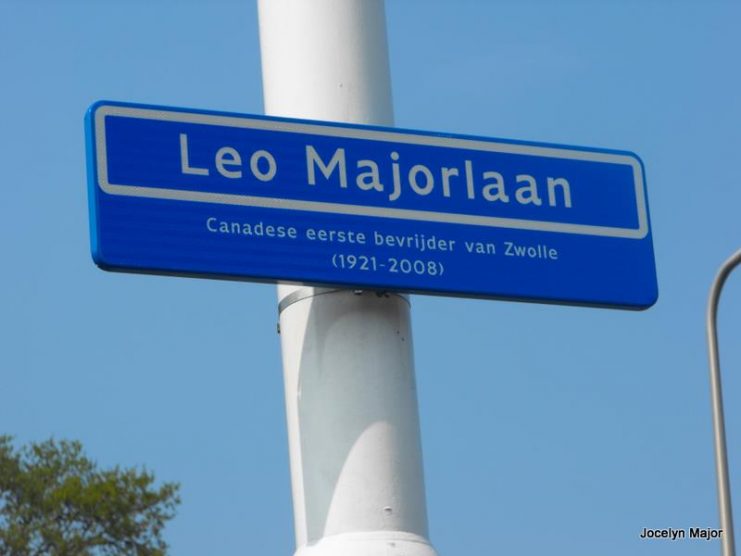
left=257, top=2, right=438, bottom=556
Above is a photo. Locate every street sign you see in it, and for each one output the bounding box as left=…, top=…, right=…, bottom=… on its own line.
left=86, top=101, right=658, bottom=309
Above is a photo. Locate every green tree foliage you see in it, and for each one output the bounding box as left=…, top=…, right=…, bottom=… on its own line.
left=0, top=436, right=180, bottom=556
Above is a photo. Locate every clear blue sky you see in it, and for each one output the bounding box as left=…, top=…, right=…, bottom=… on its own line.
left=2, top=1, right=740, bottom=555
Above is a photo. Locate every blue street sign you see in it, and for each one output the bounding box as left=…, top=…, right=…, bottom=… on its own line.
left=86, top=101, right=657, bottom=309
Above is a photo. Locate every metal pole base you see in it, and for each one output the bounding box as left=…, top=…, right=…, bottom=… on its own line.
left=295, top=531, right=439, bottom=556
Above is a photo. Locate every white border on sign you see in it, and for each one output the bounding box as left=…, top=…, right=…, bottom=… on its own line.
left=94, top=104, right=649, bottom=239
